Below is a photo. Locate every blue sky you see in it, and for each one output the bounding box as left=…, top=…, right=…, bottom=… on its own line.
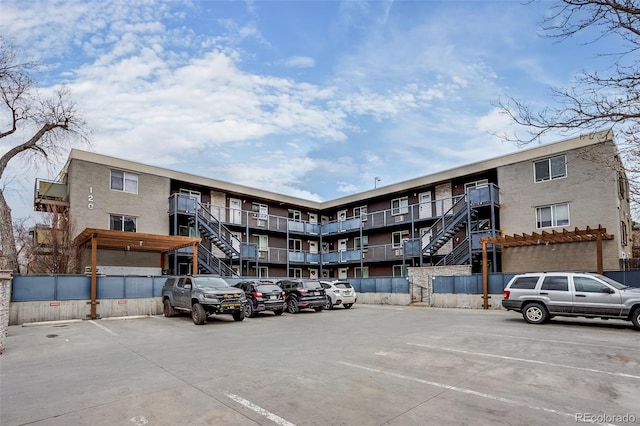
left=0, top=0, right=616, bottom=220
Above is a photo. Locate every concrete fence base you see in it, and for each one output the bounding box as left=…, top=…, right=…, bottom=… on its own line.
left=1, top=271, right=12, bottom=354
left=430, top=293, right=503, bottom=310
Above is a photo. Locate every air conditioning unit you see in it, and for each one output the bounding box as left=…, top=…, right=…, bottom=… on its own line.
left=395, top=248, right=404, bottom=256
left=361, top=215, right=368, bottom=221
left=395, top=215, right=404, bottom=222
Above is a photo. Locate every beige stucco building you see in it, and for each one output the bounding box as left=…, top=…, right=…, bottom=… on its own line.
left=35, top=129, right=632, bottom=277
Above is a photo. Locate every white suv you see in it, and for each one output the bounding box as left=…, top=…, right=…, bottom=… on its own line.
left=502, top=272, right=640, bottom=330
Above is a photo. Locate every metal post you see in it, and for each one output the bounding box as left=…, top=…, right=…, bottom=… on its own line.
left=482, top=240, right=488, bottom=309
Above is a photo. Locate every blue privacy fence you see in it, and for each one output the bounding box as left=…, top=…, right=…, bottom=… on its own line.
left=11, top=271, right=640, bottom=301
left=432, top=271, right=640, bottom=294
left=11, top=275, right=168, bottom=302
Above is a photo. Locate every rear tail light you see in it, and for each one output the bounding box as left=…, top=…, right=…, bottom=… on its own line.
left=333, top=289, right=340, bottom=294
left=281, top=292, right=286, bottom=297
left=252, top=291, right=262, bottom=298
left=503, top=290, right=510, bottom=300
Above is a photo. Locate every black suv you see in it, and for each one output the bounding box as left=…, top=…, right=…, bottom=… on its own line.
left=234, top=280, right=286, bottom=317
left=275, top=279, right=326, bottom=313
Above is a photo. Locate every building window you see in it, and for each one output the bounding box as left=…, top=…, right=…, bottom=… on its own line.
left=354, top=235, right=369, bottom=249
left=534, top=155, right=566, bottom=182
left=464, top=179, right=489, bottom=192
left=392, top=265, right=405, bottom=277
left=289, top=268, right=302, bottom=278
left=618, top=172, right=628, bottom=199
left=252, top=203, right=268, bottom=220
left=110, top=214, right=136, bottom=232
left=536, top=203, right=569, bottom=228
left=353, top=206, right=367, bottom=217
left=355, top=266, right=369, bottom=278
left=621, top=221, right=628, bottom=246
left=110, top=170, right=138, bottom=194
left=289, top=239, right=302, bottom=252
left=391, top=197, right=409, bottom=215
left=289, top=209, right=301, bottom=221
left=392, top=230, right=409, bottom=248
left=257, top=266, right=268, bottom=278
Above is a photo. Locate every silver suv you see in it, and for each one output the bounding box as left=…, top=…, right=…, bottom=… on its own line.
left=502, top=272, right=640, bottom=330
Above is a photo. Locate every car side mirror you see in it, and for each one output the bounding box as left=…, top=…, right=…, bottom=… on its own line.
left=602, top=287, right=614, bottom=294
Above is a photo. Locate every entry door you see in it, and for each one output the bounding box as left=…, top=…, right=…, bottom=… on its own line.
left=309, top=269, right=318, bottom=279
left=231, top=231, right=242, bottom=253
left=229, top=198, right=242, bottom=224
left=309, top=213, right=318, bottom=224
left=338, top=239, right=348, bottom=252
left=309, top=241, right=318, bottom=254
left=419, top=192, right=432, bottom=219
left=338, top=268, right=348, bottom=279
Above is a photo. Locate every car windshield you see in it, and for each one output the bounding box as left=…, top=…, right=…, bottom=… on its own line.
left=335, top=283, right=352, bottom=289
left=594, top=274, right=628, bottom=290
left=193, top=277, right=231, bottom=289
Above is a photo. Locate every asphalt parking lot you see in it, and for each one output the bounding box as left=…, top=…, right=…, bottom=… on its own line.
left=1, top=305, right=639, bottom=426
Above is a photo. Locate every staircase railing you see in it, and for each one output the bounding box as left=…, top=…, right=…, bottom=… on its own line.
left=436, top=237, right=471, bottom=266
left=193, top=203, right=241, bottom=259
left=421, top=195, right=471, bottom=255
left=197, top=243, right=239, bottom=277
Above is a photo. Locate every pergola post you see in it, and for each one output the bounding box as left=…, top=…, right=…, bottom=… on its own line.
left=90, top=233, right=98, bottom=320
left=596, top=232, right=603, bottom=274
left=482, top=240, right=488, bottom=309
left=192, top=243, right=199, bottom=275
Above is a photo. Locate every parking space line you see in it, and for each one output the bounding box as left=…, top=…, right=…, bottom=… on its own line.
left=88, top=320, right=117, bottom=336
left=225, top=392, right=296, bottom=426
left=336, top=361, right=617, bottom=426
left=407, top=343, right=640, bottom=380
left=453, top=331, right=639, bottom=351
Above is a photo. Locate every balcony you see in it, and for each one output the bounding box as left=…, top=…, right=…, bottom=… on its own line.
left=34, top=179, right=69, bottom=212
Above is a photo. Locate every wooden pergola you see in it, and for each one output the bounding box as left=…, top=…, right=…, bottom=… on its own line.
left=73, top=228, right=201, bottom=319
left=479, top=225, right=614, bottom=309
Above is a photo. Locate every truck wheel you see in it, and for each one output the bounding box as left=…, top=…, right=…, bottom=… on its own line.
left=522, top=302, right=548, bottom=325
left=163, top=299, right=175, bottom=317
left=631, top=306, right=640, bottom=330
left=287, top=299, right=299, bottom=314
left=233, top=310, right=245, bottom=322
left=192, top=303, right=206, bottom=325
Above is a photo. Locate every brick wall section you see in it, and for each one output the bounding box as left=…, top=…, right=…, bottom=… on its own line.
left=0, top=271, right=12, bottom=354
left=408, top=265, right=471, bottom=304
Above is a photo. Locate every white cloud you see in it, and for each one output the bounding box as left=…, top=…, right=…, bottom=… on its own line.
left=282, top=56, right=315, bottom=68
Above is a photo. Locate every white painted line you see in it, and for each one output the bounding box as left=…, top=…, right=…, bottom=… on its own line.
left=337, top=361, right=617, bottom=426
left=407, top=343, right=640, bottom=380
left=89, top=320, right=117, bottom=336
left=453, top=331, right=639, bottom=351
left=225, top=392, right=296, bottom=426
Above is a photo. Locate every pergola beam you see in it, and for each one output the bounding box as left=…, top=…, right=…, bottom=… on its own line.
left=479, top=225, right=613, bottom=309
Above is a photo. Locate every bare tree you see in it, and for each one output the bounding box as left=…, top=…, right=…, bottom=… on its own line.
left=16, top=205, right=78, bottom=274
left=0, top=36, right=87, bottom=273
left=496, top=0, right=640, bottom=207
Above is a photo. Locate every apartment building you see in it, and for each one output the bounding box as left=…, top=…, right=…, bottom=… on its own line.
left=33, top=130, right=633, bottom=278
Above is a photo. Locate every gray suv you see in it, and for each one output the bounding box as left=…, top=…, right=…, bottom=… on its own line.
left=502, top=272, right=640, bottom=330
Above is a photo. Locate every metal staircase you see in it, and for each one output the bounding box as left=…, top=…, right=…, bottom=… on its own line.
left=422, top=195, right=476, bottom=259
left=188, top=202, right=242, bottom=276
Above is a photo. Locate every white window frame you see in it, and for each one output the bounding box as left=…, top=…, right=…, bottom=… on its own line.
left=355, top=266, right=369, bottom=278
left=353, top=206, right=367, bottom=217
left=354, top=235, right=369, bottom=249
left=110, top=170, right=138, bottom=194
left=257, top=266, right=268, bottom=278
left=289, top=239, right=302, bottom=252
left=289, top=209, right=301, bottom=221
left=392, top=230, right=409, bottom=248
left=391, top=197, right=409, bottom=216
left=289, top=268, right=302, bottom=278
left=252, top=234, right=269, bottom=250
left=536, top=203, right=570, bottom=228
left=464, top=179, right=489, bottom=192
left=109, top=214, right=137, bottom=232
left=534, top=155, right=567, bottom=183
left=392, top=265, right=405, bottom=277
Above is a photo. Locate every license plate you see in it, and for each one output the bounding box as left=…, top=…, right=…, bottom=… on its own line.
left=222, top=303, right=240, bottom=308
left=270, top=295, right=276, bottom=300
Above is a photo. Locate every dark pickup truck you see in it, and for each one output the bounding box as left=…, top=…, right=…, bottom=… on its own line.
left=162, top=275, right=247, bottom=325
